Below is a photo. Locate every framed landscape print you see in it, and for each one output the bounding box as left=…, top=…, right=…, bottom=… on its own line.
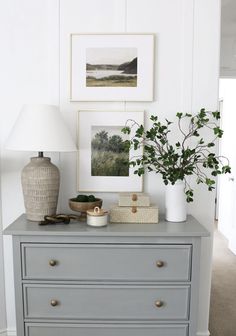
left=77, top=110, right=144, bottom=192
left=70, top=34, right=154, bottom=101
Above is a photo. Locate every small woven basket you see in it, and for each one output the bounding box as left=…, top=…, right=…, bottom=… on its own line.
left=110, top=205, right=159, bottom=224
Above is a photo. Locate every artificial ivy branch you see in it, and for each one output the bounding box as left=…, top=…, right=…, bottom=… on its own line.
left=122, top=108, right=231, bottom=202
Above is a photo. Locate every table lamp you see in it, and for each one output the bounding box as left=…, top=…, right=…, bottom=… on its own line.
left=5, top=104, right=77, bottom=221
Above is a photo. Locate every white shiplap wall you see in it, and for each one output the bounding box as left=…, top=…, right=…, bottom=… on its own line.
left=0, top=1, right=220, bottom=335
left=0, top=0, right=60, bottom=334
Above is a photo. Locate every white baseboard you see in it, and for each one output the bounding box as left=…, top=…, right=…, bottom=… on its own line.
left=2, top=329, right=210, bottom=336
left=197, top=331, right=210, bottom=336
left=0, top=330, right=16, bottom=336
left=1, top=328, right=210, bottom=336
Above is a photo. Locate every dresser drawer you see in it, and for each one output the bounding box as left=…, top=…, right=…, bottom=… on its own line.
left=23, top=284, right=190, bottom=321
left=25, top=323, right=188, bottom=336
left=22, top=244, right=191, bottom=281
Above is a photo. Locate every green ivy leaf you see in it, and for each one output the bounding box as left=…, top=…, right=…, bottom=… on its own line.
left=199, top=138, right=204, bottom=145
left=150, top=115, right=158, bottom=122
left=207, top=142, right=215, bottom=148
left=222, top=165, right=231, bottom=174
left=176, top=112, right=183, bottom=119
left=213, top=127, right=224, bottom=138
left=121, top=126, right=131, bottom=134
left=212, top=111, right=221, bottom=120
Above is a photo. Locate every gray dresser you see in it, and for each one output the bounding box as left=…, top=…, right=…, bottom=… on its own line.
left=4, top=214, right=209, bottom=336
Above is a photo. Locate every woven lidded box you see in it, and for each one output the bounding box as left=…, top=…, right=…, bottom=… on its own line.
left=118, top=193, right=150, bottom=207
left=110, top=206, right=158, bottom=224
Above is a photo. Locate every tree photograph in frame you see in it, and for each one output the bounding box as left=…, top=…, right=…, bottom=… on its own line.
left=91, top=126, right=130, bottom=177
left=71, top=34, right=154, bottom=101
left=77, top=110, right=144, bottom=192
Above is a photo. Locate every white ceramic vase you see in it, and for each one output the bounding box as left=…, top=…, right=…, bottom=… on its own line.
left=165, top=180, right=187, bottom=222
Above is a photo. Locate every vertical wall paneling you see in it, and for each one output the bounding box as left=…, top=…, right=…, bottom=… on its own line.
left=180, top=0, right=195, bottom=113
left=0, top=0, right=7, bottom=316
left=189, top=0, right=221, bottom=334
left=47, top=0, right=61, bottom=211
left=0, top=1, right=221, bottom=335
left=59, top=1, right=220, bottom=334
left=125, top=0, right=194, bottom=211
left=59, top=0, right=127, bottom=212
left=0, top=0, right=61, bottom=332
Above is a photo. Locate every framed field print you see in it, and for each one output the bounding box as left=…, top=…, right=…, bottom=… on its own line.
left=70, top=34, right=154, bottom=101
left=77, top=110, right=144, bottom=192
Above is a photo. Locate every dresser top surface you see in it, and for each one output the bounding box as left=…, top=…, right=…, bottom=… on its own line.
left=3, top=214, right=209, bottom=237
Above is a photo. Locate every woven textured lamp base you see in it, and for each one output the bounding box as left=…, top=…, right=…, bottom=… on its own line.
left=21, top=157, right=60, bottom=221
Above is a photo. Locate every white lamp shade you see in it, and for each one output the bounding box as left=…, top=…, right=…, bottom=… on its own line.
left=5, top=104, right=77, bottom=152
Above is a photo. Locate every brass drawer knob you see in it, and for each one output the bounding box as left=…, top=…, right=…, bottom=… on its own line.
left=156, top=260, right=164, bottom=268
left=155, top=300, right=164, bottom=308
left=131, top=206, right=137, bottom=213
left=50, top=299, right=58, bottom=307
left=132, top=194, right=138, bottom=201
left=49, top=260, right=57, bottom=266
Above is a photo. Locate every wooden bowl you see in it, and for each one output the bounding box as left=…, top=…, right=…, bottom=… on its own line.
left=69, top=198, right=103, bottom=221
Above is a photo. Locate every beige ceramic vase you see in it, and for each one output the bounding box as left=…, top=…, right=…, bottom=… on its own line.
left=21, top=157, right=60, bottom=221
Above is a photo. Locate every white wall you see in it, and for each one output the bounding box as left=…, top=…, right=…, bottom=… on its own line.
left=218, top=79, right=236, bottom=253
left=0, top=0, right=220, bottom=335
left=190, top=2, right=221, bottom=333
left=0, top=0, right=60, bottom=333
